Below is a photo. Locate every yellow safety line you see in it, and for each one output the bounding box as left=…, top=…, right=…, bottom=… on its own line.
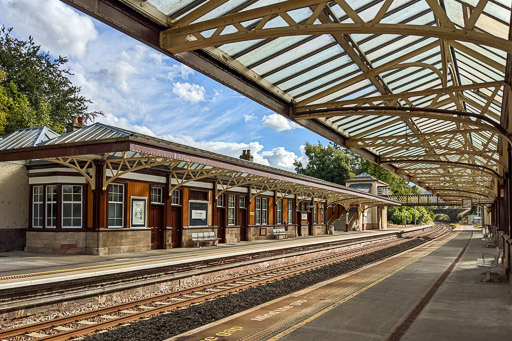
left=267, top=232, right=459, bottom=341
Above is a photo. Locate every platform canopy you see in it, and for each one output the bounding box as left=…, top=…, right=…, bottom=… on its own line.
left=0, top=123, right=400, bottom=208
left=61, top=0, right=512, bottom=203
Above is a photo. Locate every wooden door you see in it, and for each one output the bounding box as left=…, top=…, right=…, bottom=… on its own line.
left=297, top=211, right=302, bottom=236
left=308, top=211, right=313, bottom=236
left=216, top=208, right=226, bottom=243
left=239, top=208, right=247, bottom=241
left=150, top=205, right=163, bottom=249
left=170, top=206, right=182, bottom=248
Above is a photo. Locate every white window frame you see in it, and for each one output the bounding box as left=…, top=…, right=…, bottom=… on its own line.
left=314, top=204, right=318, bottom=224
left=320, top=204, right=325, bottom=224
left=108, top=183, right=124, bottom=228
left=276, top=200, right=282, bottom=224
left=151, top=187, right=163, bottom=204
left=255, top=197, right=261, bottom=225
left=288, top=200, right=293, bottom=224
left=32, top=185, right=44, bottom=228
left=62, top=185, right=83, bottom=228
left=217, top=194, right=225, bottom=207
left=171, top=190, right=181, bottom=205
left=46, top=185, right=57, bottom=228
left=262, top=198, right=268, bottom=225
left=239, top=195, right=246, bottom=208
left=228, top=194, right=236, bottom=225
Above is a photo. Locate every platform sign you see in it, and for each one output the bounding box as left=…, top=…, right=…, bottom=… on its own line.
left=301, top=213, right=307, bottom=221
left=477, top=198, right=494, bottom=204
left=189, top=201, right=208, bottom=226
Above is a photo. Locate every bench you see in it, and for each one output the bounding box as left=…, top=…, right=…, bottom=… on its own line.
left=191, top=232, right=219, bottom=248
left=476, top=247, right=500, bottom=281
left=273, top=228, right=288, bottom=239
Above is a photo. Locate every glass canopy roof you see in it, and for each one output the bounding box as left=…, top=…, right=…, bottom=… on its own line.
left=90, top=0, right=512, bottom=202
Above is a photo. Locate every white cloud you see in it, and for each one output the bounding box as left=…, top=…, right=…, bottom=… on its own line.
left=262, top=113, right=301, bottom=132
left=167, top=64, right=194, bottom=80
left=0, top=0, right=98, bottom=58
left=244, top=113, right=257, bottom=123
left=172, top=82, right=206, bottom=103
left=160, top=134, right=305, bottom=171
left=261, top=147, right=300, bottom=170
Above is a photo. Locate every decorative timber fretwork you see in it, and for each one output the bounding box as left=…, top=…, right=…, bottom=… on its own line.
left=45, top=157, right=96, bottom=188
left=103, top=154, right=179, bottom=190
left=214, top=175, right=266, bottom=199
left=169, top=166, right=233, bottom=195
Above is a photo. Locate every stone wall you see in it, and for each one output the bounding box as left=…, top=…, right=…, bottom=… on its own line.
left=225, top=227, right=240, bottom=244
left=25, top=229, right=151, bottom=255
left=181, top=228, right=217, bottom=247
left=0, top=162, right=29, bottom=251
left=300, top=225, right=309, bottom=236
left=311, top=225, right=326, bottom=235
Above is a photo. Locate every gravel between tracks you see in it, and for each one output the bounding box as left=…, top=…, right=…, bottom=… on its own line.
left=83, top=237, right=432, bottom=341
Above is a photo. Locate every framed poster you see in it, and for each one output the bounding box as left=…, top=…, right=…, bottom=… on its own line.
left=131, top=197, right=147, bottom=227
left=189, top=200, right=209, bottom=227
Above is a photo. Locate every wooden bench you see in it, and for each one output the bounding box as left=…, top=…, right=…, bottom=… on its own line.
left=191, top=232, right=219, bottom=248
left=273, top=228, right=288, bottom=239
left=476, top=247, right=500, bottom=281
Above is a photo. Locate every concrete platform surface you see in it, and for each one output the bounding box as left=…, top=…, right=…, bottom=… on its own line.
left=174, top=230, right=512, bottom=341
left=0, top=226, right=430, bottom=290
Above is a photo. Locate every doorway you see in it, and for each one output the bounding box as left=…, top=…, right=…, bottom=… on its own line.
left=170, top=206, right=182, bottom=248
left=150, top=205, right=164, bottom=249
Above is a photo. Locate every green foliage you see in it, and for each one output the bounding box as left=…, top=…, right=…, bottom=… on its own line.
left=294, top=142, right=354, bottom=185
left=388, top=206, right=431, bottom=225
left=354, top=156, right=422, bottom=195
left=0, top=26, right=101, bottom=135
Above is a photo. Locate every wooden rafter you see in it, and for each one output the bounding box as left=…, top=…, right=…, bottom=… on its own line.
left=103, top=154, right=179, bottom=190
left=45, top=157, right=96, bottom=189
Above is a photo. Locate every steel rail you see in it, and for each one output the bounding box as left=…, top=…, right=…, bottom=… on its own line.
left=1, top=228, right=447, bottom=340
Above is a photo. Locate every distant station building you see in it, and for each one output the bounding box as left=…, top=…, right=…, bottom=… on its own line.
left=0, top=121, right=398, bottom=255
left=345, top=173, right=391, bottom=230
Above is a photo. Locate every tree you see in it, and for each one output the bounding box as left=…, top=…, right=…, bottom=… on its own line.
left=294, top=142, right=354, bottom=185
left=0, top=26, right=101, bottom=135
left=353, top=156, right=422, bottom=195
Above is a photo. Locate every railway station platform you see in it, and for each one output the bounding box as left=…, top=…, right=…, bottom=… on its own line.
left=176, top=226, right=512, bottom=341
left=0, top=226, right=431, bottom=291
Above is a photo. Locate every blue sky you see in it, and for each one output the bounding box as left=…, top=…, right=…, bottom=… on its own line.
left=0, top=0, right=329, bottom=171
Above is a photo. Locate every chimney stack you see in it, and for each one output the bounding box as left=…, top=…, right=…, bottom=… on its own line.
left=66, top=116, right=85, bottom=132
left=239, top=149, right=254, bottom=162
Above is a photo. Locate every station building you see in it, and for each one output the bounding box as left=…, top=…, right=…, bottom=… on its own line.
left=0, top=121, right=399, bottom=255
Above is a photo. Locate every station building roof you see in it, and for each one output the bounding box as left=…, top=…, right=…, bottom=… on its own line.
left=0, top=123, right=399, bottom=207
left=62, top=0, right=510, bottom=204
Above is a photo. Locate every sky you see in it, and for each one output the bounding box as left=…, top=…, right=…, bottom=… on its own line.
left=0, top=0, right=330, bottom=172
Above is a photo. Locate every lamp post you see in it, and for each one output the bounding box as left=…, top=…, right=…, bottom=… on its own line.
left=404, top=209, right=408, bottom=228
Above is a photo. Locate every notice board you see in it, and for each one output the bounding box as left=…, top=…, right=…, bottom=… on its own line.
left=189, top=201, right=209, bottom=227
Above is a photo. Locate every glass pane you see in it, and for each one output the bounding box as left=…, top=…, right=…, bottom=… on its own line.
left=115, top=204, right=122, bottom=218
left=73, top=218, right=81, bottom=227
left=63, top=218, right=71, bottom=226
left=108, top=204, right=115, bottom=218
left=73, top=203, right=81, bottom=218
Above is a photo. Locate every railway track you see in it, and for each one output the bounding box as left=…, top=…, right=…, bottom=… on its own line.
left=0, top=227, right=450, bottom=341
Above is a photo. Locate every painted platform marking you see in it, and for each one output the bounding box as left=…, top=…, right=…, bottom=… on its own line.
left=173, top=232, right=459, bottom=341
